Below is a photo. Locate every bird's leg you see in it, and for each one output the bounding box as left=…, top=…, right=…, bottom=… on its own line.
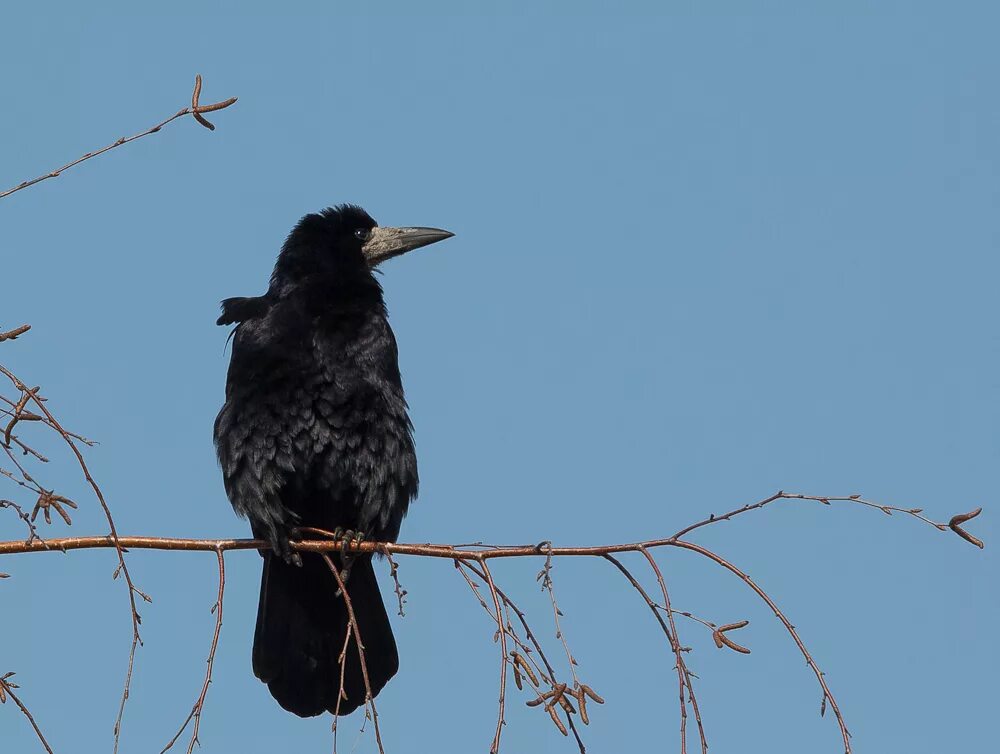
left=333, top=530, right=367, bottom=596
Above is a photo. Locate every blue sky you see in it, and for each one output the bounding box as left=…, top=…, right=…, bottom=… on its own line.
left=1, top=3, right=996, bottom=753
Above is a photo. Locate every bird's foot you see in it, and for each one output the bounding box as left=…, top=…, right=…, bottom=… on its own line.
left=272, top=535, right=302, bottom=567
left=330, top=528, right=366, bottom=556
left=330, top=529, right=366, bottom=596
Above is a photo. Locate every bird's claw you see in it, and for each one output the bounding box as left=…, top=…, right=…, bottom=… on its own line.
left=330, top=528, right=366, bottom=556
left=329, top=528, right=366, bottom=596
left=270, top=534, right=302, bottom=566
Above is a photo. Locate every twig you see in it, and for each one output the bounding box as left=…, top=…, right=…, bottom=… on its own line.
left=0, top=395, right=96, bottom=446
left=0, top=75, right=236, bottom=200
left=536, top=544, right=581, bottom=688
left=478, top=557, right=508, bottom=754
left=2, top=488, right=983, bottom=560
left=0, top=493, right=983, bottom=753
left=332, top=623, right=353, bottom=751
left=159, top=548, right=226, bottom=754
left=0, top=364, right=148, bottom=754
left=454, top=561, right=547, bottom=690
left=3, top=385, right=40, bottom=448
left=670, top=491, right=960, bottom=541
left=640, top=546, right=707, bottom=754
left=0, top=424, right=50, bottom=462
left=452, top=559, right=510, bottom=752
left=670, top=539, right=853, bottom=753
left=0, top=672, right=54, bottom=754
left=321, top=554, right=386, bottom=754
left=459, top=560, right=589, bottom=751
left=0, top=498, right=42, bottom=545
left=603, top=552, right=708, bottom=753
left=382, top=548, right=407, bottom=617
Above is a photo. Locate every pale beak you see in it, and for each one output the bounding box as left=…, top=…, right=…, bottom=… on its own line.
left=362, top=226, right=455, bottom=266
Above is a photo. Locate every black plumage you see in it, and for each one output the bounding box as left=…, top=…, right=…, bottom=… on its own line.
left=213, top=204, right=453, bottom=717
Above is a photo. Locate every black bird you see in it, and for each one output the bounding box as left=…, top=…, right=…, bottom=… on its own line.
left=213, top=204, right=453, bottom=717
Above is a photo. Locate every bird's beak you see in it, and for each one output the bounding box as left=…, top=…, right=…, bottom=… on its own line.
left=362, top=226, right=455, bottom=266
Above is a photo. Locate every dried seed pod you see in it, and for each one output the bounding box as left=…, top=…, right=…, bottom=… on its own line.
left=557, top=693, right=576, bottom=714
left=717, top=633, right=751, bottom=654
left=545, top=704, right=568, bottom=736
left=550, top=683, right=568, bottom=706
left=581, top=684, right=605, bottom=704
left=949, top=508, right=985, bottom=549
left=513, top=652, right=539, bottom=687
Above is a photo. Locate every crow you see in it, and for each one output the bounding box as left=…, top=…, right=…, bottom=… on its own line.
left=213, top=204, right=453, bottom=717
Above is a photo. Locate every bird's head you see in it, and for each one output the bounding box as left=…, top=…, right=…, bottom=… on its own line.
left=269, top=204, right=454, bottom=292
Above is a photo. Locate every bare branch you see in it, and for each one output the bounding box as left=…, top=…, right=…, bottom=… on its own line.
left=1, top=488, right=984, bottom=560
left=0, top=359, right=148, bottom=753
left=603, top=552, right=707, bottom=754
left=160, top=548, right=226, bottom=754
left=322, top=554, right=386, bottom=754
left=0, top=75, right=236, bottom=201
left=457, top=560, right=589, bottom=751
left=382, top=548, right=407, bottom=617
left=0, top=673, right=54, bottom=754
left=670, top=539, right=853, bottom=753
left=478, top=556, right=508, bottom=754
left=0, top=492, right=984, bottom=754
left=639, top=546, right=707, bottom=754
left=0, top=498, right=43, bottom=545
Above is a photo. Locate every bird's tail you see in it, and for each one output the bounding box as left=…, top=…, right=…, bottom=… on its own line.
left=252, top=551, right=398, bottom=717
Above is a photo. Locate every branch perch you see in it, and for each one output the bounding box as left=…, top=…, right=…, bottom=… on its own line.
left=0, top=491, right=985, bottom=754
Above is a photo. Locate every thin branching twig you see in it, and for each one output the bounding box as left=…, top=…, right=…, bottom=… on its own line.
left=322, top=554, right=386, bottom=754
left=0, top=361, right=149, bottom=754
left=159, top=548, right=226, bottom=754
left=1, top=490, right=984, bottom=753
left=0, top=76, right=236, bottom=200
left=0, top=672, right=54, bottom=754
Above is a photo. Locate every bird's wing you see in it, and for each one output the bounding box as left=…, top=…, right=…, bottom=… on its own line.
left=214, top=297, right=302, bottom=555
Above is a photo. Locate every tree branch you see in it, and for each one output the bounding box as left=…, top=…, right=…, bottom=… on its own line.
left=0, top=75, right=236, bottom=201
left=1, top=491, right=984, bottom=753
left=159, top=548, right=226, bottom=754
left=0, top=673, right=54, bottom=754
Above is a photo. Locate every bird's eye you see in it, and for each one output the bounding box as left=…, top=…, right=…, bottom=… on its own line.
left=354, top=228, right=371, bottom=241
